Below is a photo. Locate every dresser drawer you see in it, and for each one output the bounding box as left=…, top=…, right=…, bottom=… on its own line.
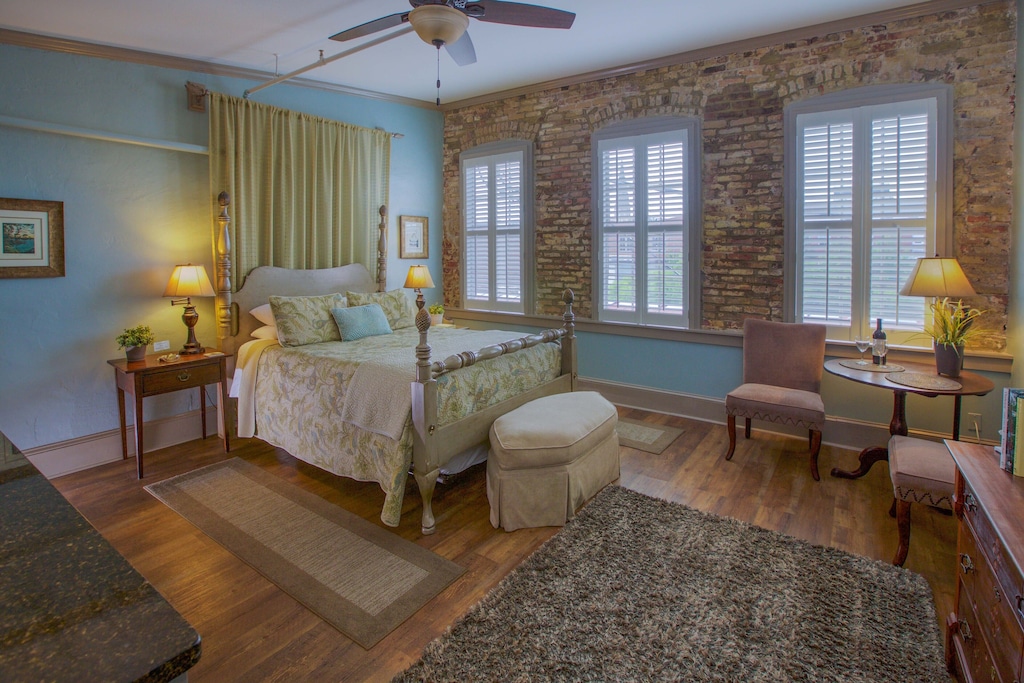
left=141, top=362, right=221, bottom=394
left=963, top=480, right=1024, bottom=634
left=954, top=583, right=1005, bottom=683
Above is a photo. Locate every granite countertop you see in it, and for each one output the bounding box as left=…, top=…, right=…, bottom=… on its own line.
left=0, top=437, right=201, bottom=682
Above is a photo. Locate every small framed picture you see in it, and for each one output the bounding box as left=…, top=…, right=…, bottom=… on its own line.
left=399, top=216, right=428, bottom=259
left=0, top=198, right=65, bottom=278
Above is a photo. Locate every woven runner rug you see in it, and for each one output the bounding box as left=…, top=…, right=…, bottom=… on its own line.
left=145, top=458, right=463, bottom=649
left=395, top=486, right=946, bottom=682
left=616, top=417, right=684, bottom=454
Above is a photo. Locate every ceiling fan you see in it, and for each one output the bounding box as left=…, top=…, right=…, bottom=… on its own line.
left=329, top=1, right=576, bottom=68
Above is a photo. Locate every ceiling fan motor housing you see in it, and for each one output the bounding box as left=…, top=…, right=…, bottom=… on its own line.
left=409, top=5, right=470, bottom=46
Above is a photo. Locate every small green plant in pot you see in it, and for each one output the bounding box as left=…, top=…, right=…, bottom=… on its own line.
left=428, top=304, right=444, bottom=326
left=116, top=325, right=155, bottom=362
left=926, top=297, right=985, bottom=378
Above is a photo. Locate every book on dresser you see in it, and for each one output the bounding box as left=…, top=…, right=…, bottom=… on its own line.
left=944, top=440, right=1024, bottom=683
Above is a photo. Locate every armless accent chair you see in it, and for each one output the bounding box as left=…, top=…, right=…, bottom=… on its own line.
left=725, top=319, right=827, bottom=480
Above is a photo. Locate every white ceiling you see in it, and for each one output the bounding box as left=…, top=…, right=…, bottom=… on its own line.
left=4, top=0, right=932, bottom=106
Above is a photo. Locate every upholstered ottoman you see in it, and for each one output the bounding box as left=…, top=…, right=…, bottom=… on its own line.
left=487, top=391, right=620, bottom=531
left=888, top=435, right=956, bottom=566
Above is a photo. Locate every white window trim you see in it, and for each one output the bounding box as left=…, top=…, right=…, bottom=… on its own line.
left=592, top=116, right=702, bottom=329
left=459, top=139, right=534, bottom=314
left=783, top=84, right=953, bottom=344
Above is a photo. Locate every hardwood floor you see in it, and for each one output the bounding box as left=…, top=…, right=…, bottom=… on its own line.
left=51, top=409, right=957, bottom=682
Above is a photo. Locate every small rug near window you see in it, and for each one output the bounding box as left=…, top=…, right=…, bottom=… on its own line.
left=145, top=458, right=463, bottom=649
left=394, top=486, right=946, bottom=682
left=616, top=417, right=684, bottom=454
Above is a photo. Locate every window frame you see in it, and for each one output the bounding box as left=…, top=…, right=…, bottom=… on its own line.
left=459, top=139, right=534, bottom=314
left=783, top=84, right=953, bottom=345
left=591, top=116, right=702, bottom=329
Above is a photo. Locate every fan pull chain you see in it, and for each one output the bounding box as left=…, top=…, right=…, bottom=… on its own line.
left=435, top=46, right=442, bottom=107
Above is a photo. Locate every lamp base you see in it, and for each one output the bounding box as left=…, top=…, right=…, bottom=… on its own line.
left=179, top=304, right=204, bottom=355
left=179, top=345, right=205, bottom=356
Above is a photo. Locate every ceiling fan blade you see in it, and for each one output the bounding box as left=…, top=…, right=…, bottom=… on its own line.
left=445, top=31, right=477, bottom=66
left=329, top=12, right=409, bottom=42
left=472, top=1, right=575, bottom=29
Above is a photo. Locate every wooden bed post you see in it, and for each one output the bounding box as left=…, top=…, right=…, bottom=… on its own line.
left=377, top=205, right=387, bottom=293
left=215, top=192, right=235, bottom=346
left=411, top=307, right=440, bottom=534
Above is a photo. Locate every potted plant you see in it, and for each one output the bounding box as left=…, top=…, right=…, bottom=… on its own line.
left=116, top=325, right=155, bottom=362
left=428, top=303, right=445, bottom=327
left=926, top=297, right=985, bottom=378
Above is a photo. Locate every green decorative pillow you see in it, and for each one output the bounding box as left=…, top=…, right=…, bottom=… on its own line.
left=268, top=293, right=347, bottom=347
left=331, top=304, right=393, bottom=342
left=346, top=289, right=418, bottom=330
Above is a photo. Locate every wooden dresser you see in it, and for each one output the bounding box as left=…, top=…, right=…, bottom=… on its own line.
left=945, top=440, right=1024, bottom=683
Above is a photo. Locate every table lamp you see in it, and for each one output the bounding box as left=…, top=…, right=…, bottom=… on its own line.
left=164, top=263, right=216, bottom=354
left=898, top=256, right=976, bottom=299
left=404, top=264, right=435, bottom=311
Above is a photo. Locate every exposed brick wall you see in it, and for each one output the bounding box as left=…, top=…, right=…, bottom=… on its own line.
left=442, top=2, right=1015, bottom=348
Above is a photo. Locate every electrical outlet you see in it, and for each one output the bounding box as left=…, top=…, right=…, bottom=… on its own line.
left=153, top=340, right=170, bottom=352
left=968, top=412, right=982, bottom=437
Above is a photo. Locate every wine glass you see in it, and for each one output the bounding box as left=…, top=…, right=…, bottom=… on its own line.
left=854, top=336, right=871, bottom=365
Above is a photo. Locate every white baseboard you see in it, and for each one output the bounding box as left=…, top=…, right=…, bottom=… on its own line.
left=577, top=377, right=986, bottom=451
left=24, top=406, right=220, bottom=479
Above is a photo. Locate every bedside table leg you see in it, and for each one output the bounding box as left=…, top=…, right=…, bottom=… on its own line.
left=199, top=386, right=207, bottom=439
left=116, top=387, right=128, bottom=460
left=218, top=377, right=231, bottom=453
left=133, top=391, right=145, bottom=478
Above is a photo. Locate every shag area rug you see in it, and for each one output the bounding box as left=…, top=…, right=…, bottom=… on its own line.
left=146, top=458, right=463, bottom=649
left=616, top=417, right=684, bottom=454
left=395, top=486, right=946, bottom=682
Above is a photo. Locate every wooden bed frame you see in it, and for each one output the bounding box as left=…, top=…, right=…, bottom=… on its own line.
left=213, top=193, right=578, bottom=533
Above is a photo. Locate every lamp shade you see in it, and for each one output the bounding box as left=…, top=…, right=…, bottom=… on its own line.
left=164, top=264, right=215, bottom=298
left=404, top=264, right=435, bottom=290
left=898, top=257, right=976, bottom=298
left=408, top=4, right=469, bottom=46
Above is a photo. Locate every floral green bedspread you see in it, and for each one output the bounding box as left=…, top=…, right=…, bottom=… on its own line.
left=252, top=327, right=561, bottom=526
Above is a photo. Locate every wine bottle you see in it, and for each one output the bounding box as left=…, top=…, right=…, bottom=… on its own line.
left=872, top=318, right=887, bottom=365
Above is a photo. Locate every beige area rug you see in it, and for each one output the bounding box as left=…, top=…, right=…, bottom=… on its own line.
left=616, top=417, right=684, bottom=454
left=145, top=458, right=464, bottom=649
left=395, top=486, right=947, bottom=682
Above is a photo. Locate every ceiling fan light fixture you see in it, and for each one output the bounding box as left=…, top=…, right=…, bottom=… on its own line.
left=408, top=5, right=469, bottom=47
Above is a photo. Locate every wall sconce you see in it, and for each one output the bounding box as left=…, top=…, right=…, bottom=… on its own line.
left=164, top=264, right=215, bottom=354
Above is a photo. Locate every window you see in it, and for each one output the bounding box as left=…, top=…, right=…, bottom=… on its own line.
left=785, top=85, right=952, bottom=344
left=593, top=118, right=701, bottom=328
left=461, top=140, right=533, bottom=313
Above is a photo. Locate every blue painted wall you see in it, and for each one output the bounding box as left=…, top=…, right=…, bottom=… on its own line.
left=0, top=44, right=442, bottom=450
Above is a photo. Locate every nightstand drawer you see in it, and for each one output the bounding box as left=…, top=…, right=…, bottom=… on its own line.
left=964, top=480, right=1024, bottom=634
left=141, top=362, right=221, bottom=394
left=954, top=585, right=1002, bottom=683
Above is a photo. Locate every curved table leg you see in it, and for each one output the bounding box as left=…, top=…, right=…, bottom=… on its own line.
left=831, top=390, right=908, bottom=479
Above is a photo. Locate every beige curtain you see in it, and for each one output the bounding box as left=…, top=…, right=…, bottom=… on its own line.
left=208, top=92, right=390, bottom=290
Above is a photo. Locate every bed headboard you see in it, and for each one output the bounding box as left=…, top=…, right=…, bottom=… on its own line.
left=214, top=194, right=389, bottom=356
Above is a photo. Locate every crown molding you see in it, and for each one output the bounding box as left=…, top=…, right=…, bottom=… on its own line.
left=442, top=0, right=1000, bottom=110
left=0, top=27, right=436, bottom=110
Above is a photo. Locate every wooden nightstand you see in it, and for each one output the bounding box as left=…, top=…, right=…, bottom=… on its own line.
left=108, top=351, right=231, bottom=478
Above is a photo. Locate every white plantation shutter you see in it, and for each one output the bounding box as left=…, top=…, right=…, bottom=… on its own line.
left=595, top=119, right=698, bottom=328
left=792, top=92, right=943, bottom=343
left=461, top=142, right=531, bottom=312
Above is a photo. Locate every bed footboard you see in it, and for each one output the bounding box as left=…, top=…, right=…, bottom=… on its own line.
left=410, top=290, right=577, bottom=535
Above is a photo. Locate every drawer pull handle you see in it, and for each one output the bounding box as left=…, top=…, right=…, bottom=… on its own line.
left=958, top=619, right=972, bottom=641
left=177, top=371, right=191, bottom=382
left=959, top=553, right=974, bottom=574
left=963, top=492, right=978, bottom=512
left=1017, top=595, right=1024, bottom=618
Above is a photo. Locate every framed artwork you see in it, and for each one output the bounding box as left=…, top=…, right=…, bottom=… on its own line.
left=0, top=198, right=65, bottom=278
left=399, top=215, right=428, bottom=259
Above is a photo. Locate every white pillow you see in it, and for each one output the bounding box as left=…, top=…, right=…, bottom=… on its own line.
left=251, top=324, right=278, bottom=340
left=250, top=303, right=275, bottom=326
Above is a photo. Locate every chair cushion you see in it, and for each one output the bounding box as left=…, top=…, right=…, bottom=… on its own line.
left=725, top=383, right=825, bottom=430
left=888, top=435, right=955, bottom=509
left=490, top=391, right=618, bottom=470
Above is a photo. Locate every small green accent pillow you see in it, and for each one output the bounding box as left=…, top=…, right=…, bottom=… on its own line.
left=331, top=304, right=393, bottom=342
left=346, top=289, right=418, bottom=330
left=269, top=293, right=347, bottom=347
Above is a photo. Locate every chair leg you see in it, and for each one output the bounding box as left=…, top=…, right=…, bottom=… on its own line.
left=809, top=429, right=822, bottom=481
left=893, top=498, right=911, bottom=566
left=726, top=414, right=737, bottom=460
left=744, top=418, right=751, bottom=439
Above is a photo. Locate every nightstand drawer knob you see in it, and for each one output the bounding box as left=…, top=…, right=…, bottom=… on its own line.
left=964, top=492, right=978, bottom=512
left=958, top=619, right=973, bottom=641
left=177, top=371, right=191, bottom=382
left=959, top=553, right=974, bottom=574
